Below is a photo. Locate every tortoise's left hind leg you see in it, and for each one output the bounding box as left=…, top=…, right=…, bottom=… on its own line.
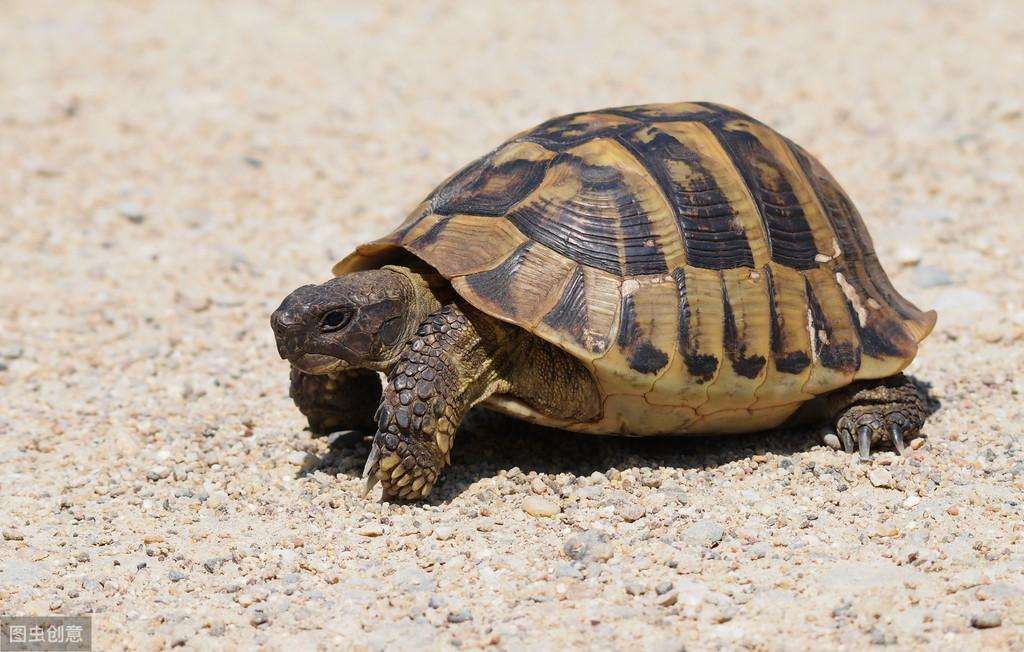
left=825, top=374, right=928, bottom=460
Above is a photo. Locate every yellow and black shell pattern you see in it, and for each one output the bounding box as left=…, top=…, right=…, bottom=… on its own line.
left=335, top=102, right=936, bottom=436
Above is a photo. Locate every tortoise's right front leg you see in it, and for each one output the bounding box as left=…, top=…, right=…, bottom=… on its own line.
left=289, top=367, right=382, bottom=435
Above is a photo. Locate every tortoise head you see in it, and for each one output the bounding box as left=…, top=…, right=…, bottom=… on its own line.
left=270, top=269, right=414, bottom=374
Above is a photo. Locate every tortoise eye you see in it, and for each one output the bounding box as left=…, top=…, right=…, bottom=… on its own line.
left=321, top=309, right=352, bottom=333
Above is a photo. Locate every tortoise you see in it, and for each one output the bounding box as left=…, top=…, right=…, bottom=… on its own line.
left=270, top=102, right=935, bottom=500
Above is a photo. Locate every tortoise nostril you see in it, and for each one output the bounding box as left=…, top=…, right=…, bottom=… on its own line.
left=271, top=308, right=308, bottom=360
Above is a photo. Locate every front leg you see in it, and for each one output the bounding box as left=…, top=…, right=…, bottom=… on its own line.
left=363, top=303, right=506, bottom=500
left=290, top=367, right=382, bottom=435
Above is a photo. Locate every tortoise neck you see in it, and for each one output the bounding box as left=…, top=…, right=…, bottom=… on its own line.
left=378, top=265, right=447, bottom=373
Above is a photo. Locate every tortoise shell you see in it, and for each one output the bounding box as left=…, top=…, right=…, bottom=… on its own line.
left=335, top=102, right=936, bottom=435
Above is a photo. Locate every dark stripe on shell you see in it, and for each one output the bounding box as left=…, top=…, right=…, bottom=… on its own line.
left=432, top=155, right=548, bottom=217
left=671, top=268, right=718, bottom=382
left=720, top=277, right=767, bottom=379
left=841, top=296, right=909, bottom=359
left=605, top=104, right=722, bottom=123
left=763, top=265, right=811, bottom=374
left=542, top=266, right=609, bottom=354
left=616, top=294, right=669, bottom=375
left=410, top=219, right=449, bottom=248
left=521, top=114, right=642, bottom=150
left=804, top=277, right=861, bottom=372
left=709, top=121, right=820, bottom=270
left=617, top=129, right=754, bottom=270
left=463, top=244, right=531, bottom=319
left=506, top=153, right=667, bottom=277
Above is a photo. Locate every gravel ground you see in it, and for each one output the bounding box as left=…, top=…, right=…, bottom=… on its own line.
left=2, top=1, right=1023, bottom=650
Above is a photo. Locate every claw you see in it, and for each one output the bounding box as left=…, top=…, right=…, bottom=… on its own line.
left=857, top=425, right=872, bottom=461
left=362, top=441, right=382, bottom=497
left=839, top=429, right=855, bottom=454
left=889, top=423, right=906, bottom=455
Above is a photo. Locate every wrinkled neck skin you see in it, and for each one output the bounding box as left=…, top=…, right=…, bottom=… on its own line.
left=372, top=265, right=446, bottom=372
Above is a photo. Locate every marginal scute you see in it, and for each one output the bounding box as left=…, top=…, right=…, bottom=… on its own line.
left=537, top=264, right=619, bottom=359
left=597, top=276, right=678, bottom=395
left=700, top=268, right=771, bottom=415
left=406, top=213, right=529, bottom=277
left=453, top=242, right=575, bottom=328
left=801, top=267, right=860, bottom=396
left=648, top=265, right=722, bottom=410
left=753, top=263, right=815, bottom=408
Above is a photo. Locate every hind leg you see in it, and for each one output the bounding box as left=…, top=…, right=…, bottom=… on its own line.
left=824, top=374, right=928, bottom=459
left=289, top=367, right=382, bottom=435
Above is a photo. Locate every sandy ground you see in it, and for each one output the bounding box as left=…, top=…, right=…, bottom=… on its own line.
left=2, top=1, right=1023, bottom=650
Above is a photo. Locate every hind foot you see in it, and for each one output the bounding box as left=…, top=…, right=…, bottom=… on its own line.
left=824, top=374, right=927, bottom=460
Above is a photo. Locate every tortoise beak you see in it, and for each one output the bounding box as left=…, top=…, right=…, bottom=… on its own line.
left=289, top=353, right=349, bottom=375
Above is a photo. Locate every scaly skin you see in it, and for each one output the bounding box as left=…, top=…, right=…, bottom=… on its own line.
left=824, top=373, right=928, bottom=458
left=289, top=367, right=382, bottom=434
left=363, top=303, right=512, bottom=500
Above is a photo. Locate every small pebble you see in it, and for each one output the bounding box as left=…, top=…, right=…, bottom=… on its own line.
left=433, top=526, right=455, bottom=540
left=447, top=609, right=472, bottom=624
left=563, top=530, right=614, bottom=563
left=655, top=591, right=678, bottom=607
left=203, top=558, right=227, bottom=573
left=971, top=612, right=1002, bottom=629
left=713, top=606, right=737, bottom=623
left=249, top=611, right=269, bottom=626
left=119, top=202, right=145, bottom=223
left=530, top=477, right=548, bottom=494
left=147, top=466, right=171, bottom=481
left=2, top=529, right=25, bottom=541
left=357, top=523, right=385, bottom=537
left=522, top=496, right=561, bottom=517
left=617, top=502, right=646, bottom=523
left=869, top=468, right=894, bottom=488
left=683, top=520, right=724, bottom=548
left=625, top=582, right=645, bottom=596
left=895, top=245, right=921, bottom=266
left=168, top=570, right=187, bottom=582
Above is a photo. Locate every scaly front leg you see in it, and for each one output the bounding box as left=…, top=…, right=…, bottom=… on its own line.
left=363, top=303, right=506, bottom=500
left=289, top=367, right=382, bottom=435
